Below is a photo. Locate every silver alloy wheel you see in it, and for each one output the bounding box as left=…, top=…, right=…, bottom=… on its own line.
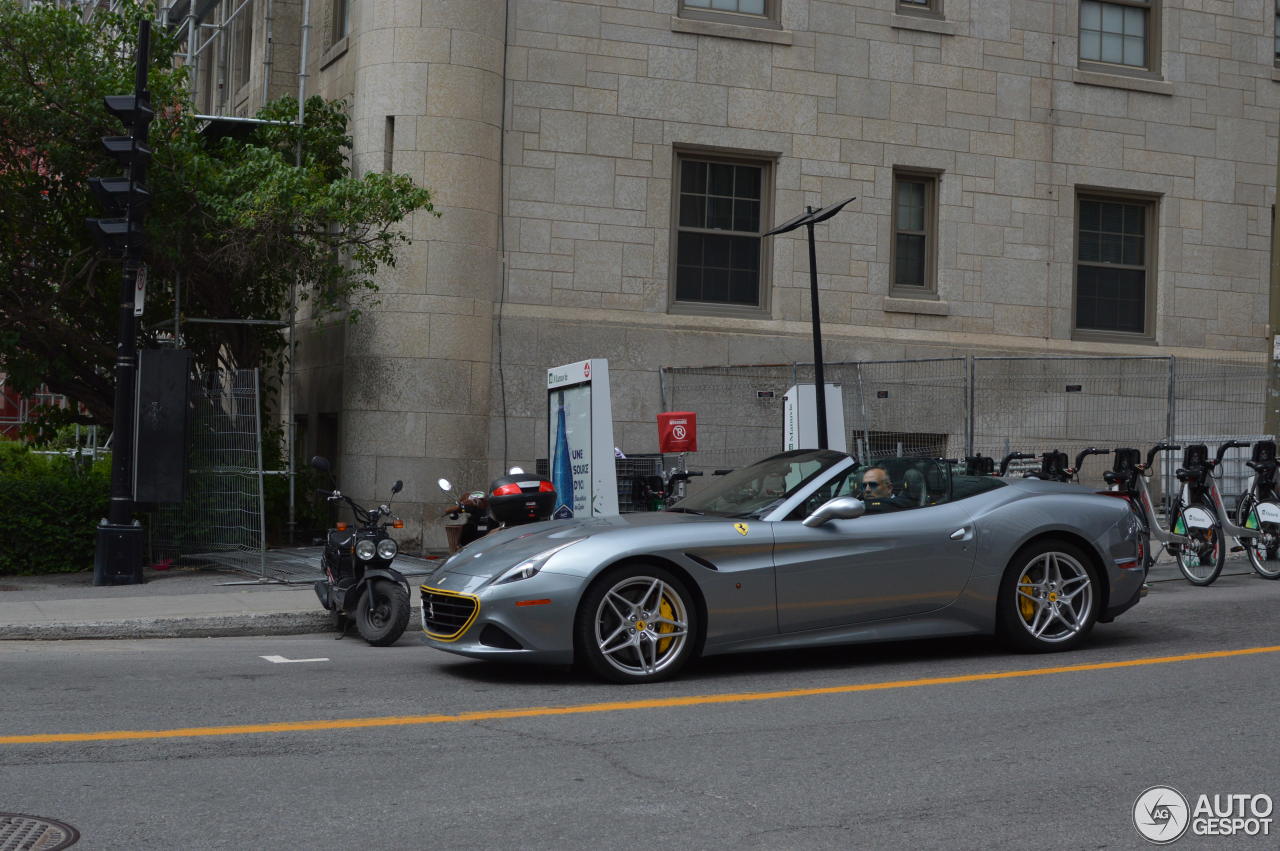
left=593, top=575, right=690, bottom=677
left=1013, top=551, right=1094, bottom=644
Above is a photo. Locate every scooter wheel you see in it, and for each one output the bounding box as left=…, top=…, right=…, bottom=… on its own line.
left=355, top=581, right=410, bottom=646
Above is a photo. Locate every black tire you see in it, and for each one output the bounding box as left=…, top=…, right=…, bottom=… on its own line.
left=1172, top=502, right=1225, bottom=586
left=574, top=564, right=698, bottom=684
left=1238, top=494, right=1280, bottom=580
left=997, top=538, right=1100, bottom=653
left=355, top=581, right=410, bottom=646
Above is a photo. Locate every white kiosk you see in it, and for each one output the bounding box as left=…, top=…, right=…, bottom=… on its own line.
left=547, top=358, right=619, bottom=517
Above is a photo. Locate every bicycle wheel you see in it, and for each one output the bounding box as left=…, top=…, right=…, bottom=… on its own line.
left=1173, top=503, right=1226, bottom=585
left=1238, top=494, right=1280, bottom=580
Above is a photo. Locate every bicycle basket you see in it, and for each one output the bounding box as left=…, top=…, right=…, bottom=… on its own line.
left=1040, top=451, right=1069, bottom=478
left=1182, top=444, right=1208, bottom=469
left=964, top=455, right=994, bottom=476
left=1112, top=448, right=1140, bottom=476
left=1252, top=440, right=1276, bottom=465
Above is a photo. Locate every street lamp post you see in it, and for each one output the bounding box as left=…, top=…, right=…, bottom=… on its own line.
left=764, top=196, right=857, bottom=451
left=87, top=20, right=152, bottom=585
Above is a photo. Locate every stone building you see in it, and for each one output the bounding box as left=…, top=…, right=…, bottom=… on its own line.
left=179, top=0, right=1279, bottom=545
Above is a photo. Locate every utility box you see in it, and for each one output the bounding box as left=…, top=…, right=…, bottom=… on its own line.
left=134, top=348, right=192, bottom=504
left=658, top=412, right=698, bottom=453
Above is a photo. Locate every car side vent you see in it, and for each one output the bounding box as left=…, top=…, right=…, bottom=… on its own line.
left=685, top=553, right=719, bottom=571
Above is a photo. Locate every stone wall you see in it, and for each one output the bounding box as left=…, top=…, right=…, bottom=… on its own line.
left=288, top=0, right=1280, bottom=546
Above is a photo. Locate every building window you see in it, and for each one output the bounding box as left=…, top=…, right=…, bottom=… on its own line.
left=1074, top=194, right=1156, bottom=337
left=864, top=431, right=949, bottom=461
left=678, top=0, right=780, bottom=29
left=332, top=0, right=349, bottom=42
left=1079, top=0, right=1157, bottom=73
left=897, top=0, right=942, bottom=17
left=672, top=154, right=770, bottom=311
left=231, top=0, right=254, bottom=92
left=890, top=170, right=938, bottom=296
left=1274, top=0, right=1279, bottom=66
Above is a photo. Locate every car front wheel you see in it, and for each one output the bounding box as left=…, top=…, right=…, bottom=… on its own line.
left=997, top=539, right=1099, bottom=652
left=574, top=564, right=698, bottom=683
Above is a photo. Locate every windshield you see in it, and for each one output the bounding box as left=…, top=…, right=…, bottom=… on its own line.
left=670, top=450, right=851, bottom=518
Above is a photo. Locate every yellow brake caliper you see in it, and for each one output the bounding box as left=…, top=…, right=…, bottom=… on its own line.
left=1018, top=574, right=1035, bottom=622
left=656, top=595, right=676, bottom=653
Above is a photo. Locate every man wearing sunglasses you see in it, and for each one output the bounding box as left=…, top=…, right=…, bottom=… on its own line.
left=858, top=466, right=913, bottom=511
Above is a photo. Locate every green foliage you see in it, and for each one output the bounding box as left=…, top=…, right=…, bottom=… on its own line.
left=0, top=0, right=436, bottom=432
left=0, top=442, right=110, bottom=574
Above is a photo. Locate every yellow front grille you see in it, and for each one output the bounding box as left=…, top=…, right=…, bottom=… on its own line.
left=420, top=585, right=480, bottom=641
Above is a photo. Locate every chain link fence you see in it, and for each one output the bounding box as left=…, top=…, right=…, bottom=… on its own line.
left=658, top=364, right=797, bottom=472
left=664, top=355, right=1272, bottom=502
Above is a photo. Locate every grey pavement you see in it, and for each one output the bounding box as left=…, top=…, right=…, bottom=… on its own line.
left=0, top=548, right=445, bottom=640
left=0, top=548, right=1254, bottom=641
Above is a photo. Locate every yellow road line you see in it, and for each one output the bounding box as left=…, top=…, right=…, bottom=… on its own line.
left=5, top=644, right=1279, bottom=745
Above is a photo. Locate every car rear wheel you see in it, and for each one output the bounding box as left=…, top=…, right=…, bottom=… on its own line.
left=997, top=539, right=1099, bottom=653
left=574, top=564, right=697, bottom=684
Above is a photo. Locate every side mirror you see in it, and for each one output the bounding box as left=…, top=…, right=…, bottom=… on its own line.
left=310, top=455, right=331, bottom=473
left=391, top=480, right=403, bottom=495
left=803, top=496, right=866, bottom=528
left=437, top=478, right=453, bottom=493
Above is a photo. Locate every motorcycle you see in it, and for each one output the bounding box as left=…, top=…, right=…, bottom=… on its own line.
left=310, top=456, right=411, bottom=646
left=437, top=479, right=494, bottom=553
left=438, top=467, right=557, bottom=553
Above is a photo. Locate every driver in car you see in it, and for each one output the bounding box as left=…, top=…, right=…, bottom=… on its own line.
left=859, top=466, right=916, bottom=511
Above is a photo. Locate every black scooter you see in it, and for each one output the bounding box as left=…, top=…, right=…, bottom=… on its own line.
left=311, top=456, right=411, bottom=646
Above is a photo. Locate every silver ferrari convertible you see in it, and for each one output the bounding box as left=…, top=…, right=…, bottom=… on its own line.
left=420, top=449, right=1146, bottom=683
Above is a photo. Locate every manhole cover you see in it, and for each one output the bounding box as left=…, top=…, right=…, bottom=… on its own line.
left=0, top=814, right=79, bottom=850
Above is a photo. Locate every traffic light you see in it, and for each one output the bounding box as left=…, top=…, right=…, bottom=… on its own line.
left=86, top=93, right=152, bottom=257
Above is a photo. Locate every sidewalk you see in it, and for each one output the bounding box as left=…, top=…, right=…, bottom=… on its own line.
left=0, top=551, right=1256, bottom=642
left=0, top=549, right=444, bottom=640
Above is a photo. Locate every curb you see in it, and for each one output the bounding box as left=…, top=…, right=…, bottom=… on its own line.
left=0, top=611, right=336, bottom=641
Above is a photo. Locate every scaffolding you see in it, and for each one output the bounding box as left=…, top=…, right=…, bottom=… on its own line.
left=0, top=376, right=74, bottom=439
left=158, top=0, right=310, bottom=121
left=153, top=0, right=310, bottom=543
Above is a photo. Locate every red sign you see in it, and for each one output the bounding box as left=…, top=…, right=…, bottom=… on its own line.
left=658, top=412, right=697, bottom=453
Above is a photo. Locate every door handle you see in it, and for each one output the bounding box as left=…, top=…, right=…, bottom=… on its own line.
left=950, top=527, right=971, bottom=541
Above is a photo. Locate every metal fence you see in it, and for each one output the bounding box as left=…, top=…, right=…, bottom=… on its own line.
left=663, top=355, right=1273, bottom=499
left=152, top=368, right=268, bottom=575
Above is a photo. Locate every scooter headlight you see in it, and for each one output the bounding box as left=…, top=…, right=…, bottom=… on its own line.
left=355, top=539, right=376, bottom=561
left=377, top=538, right=398, bottom=560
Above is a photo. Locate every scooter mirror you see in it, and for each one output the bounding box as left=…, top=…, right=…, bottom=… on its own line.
left=437, top=478, right=452, bottom=492
left=391, top=480, right=403, bottom=495
left=508, top=466, right=525, bottom=475
left=310, top=455, right=331, bottom=473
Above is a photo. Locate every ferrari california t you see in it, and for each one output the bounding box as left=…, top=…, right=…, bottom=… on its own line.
left=419, top=449, right=1145, bottom=683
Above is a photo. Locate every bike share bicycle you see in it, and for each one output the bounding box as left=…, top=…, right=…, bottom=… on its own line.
left=1167, top=441, right=1260, bottom=586
left=1235, top=440, right=1280, bottom=580
left=1102, top=443, right=1189, bottom=576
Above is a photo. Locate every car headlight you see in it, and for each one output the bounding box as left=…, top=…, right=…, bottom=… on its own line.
left=491, top=540, right=582, bottom=586
left=377, top=538, right=398, bottom=560
left=356, top=539, right=376, bottom=561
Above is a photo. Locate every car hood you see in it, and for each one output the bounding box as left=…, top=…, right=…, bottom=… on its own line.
left=428, top=511, right=718, bottom=580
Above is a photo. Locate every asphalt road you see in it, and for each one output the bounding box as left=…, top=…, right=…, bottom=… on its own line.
left=3, top=574, right=1279, bottom=850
